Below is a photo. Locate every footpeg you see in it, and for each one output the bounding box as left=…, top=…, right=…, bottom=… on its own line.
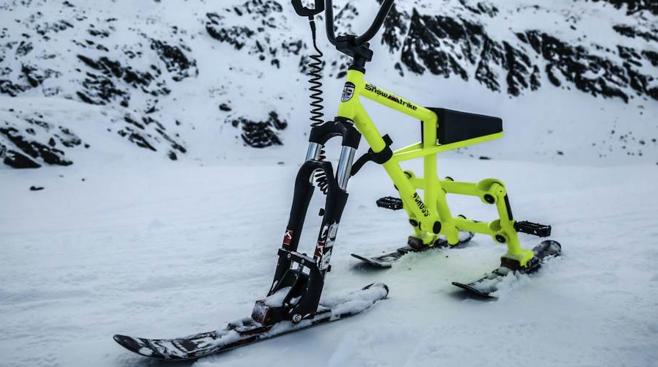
left=377, top=196, right=403, bottom=210
left=514, top=221, right=551, bottom=237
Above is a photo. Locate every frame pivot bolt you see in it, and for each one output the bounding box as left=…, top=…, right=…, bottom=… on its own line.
left=495, top=234, right=507, bottom=243
left=484, top=194, right=496, bottom=204
left=432, top=221, right=442, bottom=234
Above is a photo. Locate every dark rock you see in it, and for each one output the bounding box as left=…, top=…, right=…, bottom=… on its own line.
left=88, top=27, right=110, bottom=38
left=0, top=80, right=27, bottom=96
left=458, top=0, right=499, bottom=17
left=643, top=50, right=658, bottom=66
left=117, top=127, right=157, bottom=151
left=229, top=111, right=287, bottom=148
left=0, top=124, right=72, bottom=166
left=206, top=23, right=254, bottom=50
left=4, top=149, right=41, bottom=168
left=380, top=2, right=408, bottom=53
left=205, top=0, right=299, bottom=67
left=0, top=64, right=59, bottom=96
left=150, top=39, right=198, bottom=81
left=155, top=126, right=187, bottom=154
left=16, top=41, right=33, bottom=56
left=76, top=55, right=164, bottom=105
left=56, top=126, right=82, bottom=148
left=35, top=20, right=74, bottom=37
left=387, top=6, right=657, bottom=102
left=588, top=0, right=658, bottom=15
left=522, top=31, right=633, bottom=101
left=29, top=186, right=44, bottom=191
left=613, top=24, right=658, bottom=42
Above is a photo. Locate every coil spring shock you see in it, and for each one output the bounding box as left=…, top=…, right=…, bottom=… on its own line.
left=305, top=18, right=328, bottom=193
left=313, top=169, right=329, bottom=194
left=307, top=18, right=325, bottom=127
left=311, top=147, right=328, bottom=194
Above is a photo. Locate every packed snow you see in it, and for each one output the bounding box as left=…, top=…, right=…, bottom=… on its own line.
left=2, top=156, right=658, bottom=367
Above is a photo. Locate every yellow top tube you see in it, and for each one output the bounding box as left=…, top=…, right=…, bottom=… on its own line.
left=337, top=69, right=436, bottom=124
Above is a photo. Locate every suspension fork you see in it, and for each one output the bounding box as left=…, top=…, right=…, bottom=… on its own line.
left=282, top=118, right=360, bottom=266
left=254, top=119, right=360, bottom=325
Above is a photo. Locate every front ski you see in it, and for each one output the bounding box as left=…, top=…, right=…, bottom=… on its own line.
left=113, top=283, right=388, bottom=360
left=351, top=231, right=474, bottom=269
left=452, top=240, right=561, bottom=298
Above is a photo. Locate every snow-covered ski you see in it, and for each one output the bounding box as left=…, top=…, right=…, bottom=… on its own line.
left=452, top=240, right=562, bottom=298
left=113, top=283, right=388, bottom=360
left=351, top=231, right=474, bottom=269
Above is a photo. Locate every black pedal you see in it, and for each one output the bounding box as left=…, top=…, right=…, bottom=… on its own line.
left=377, top=196, right=403, bottom=210
left=514, top=221, right=551, bottom=237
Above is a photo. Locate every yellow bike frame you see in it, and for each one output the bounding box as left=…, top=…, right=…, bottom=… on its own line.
left=338, top=69, right=534, bottom=267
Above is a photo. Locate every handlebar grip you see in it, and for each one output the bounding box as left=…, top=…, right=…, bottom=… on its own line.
left=325, top=0, right=394, bottom=46
left=325, top=0, right=336, bottom=45
left=356, top=0, right=394, bottom=44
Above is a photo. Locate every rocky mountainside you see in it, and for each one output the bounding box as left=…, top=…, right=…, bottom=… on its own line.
left=0, top=0, right=656, bottom=169
left=384, top=0, right=657, bottom=102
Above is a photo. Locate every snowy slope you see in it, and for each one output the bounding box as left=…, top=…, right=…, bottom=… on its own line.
left=1, top=0, right=657, bottom=167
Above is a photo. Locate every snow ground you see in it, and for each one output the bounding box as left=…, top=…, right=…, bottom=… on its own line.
left=1, top=157, right=658, bottom=367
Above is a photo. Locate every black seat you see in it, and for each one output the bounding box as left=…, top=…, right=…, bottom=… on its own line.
left=427, top=108, right=503, bottom=145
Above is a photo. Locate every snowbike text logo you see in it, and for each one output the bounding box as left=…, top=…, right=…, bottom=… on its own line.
left=365, top=84, right=418, bottom=111
left=413, top=193, right=430, bottom=217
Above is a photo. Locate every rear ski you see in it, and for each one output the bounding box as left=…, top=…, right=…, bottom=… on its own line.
left=351, top=231, right=474, bottom=269
left=452, top=240, right=562, bottom=298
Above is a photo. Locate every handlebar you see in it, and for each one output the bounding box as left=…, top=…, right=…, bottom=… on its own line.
left=325, top=0, right=394, bottom=46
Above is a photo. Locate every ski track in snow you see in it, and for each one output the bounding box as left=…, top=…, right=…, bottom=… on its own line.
left=1, top=158, right=657, bottom=367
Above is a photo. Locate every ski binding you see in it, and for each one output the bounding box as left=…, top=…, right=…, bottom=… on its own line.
left=351, top=231, right=474, bottom=269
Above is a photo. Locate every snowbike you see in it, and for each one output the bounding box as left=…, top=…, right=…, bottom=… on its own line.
left=114, top=0, right=561, bottom=360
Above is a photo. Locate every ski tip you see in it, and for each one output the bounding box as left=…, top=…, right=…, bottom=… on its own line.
left=451, top=282, right=495, bottom=299
left=113, top=334, right=160, bottom=358
left=362, top=282, right=390, bottom=298
left=113, top=334, right=140, bottom=352
left=351, top=254, right=392, bottom=269
left=544, top=239, right=562, bottom=252
left=535, top=239, right=562, bottom=258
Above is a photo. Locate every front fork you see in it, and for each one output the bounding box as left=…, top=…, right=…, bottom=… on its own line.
left=252, top=119, right=359, bottom=325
